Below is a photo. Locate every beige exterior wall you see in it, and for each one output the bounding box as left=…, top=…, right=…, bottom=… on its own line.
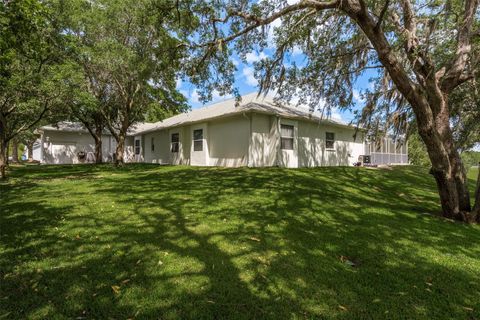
left=248, top=112, right=364, bottom=167
left=297, top=120, right=364, bottom=167
left=143, top=115, right=250, bottom=167
left=207, top=115, right=249, bottom=167
left=43, top=112, right=365, bottom=167
left=249, top=113, right=279, bottom=167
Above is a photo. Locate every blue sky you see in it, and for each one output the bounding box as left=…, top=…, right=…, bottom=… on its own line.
left=177, top=49, right=374, bottom=124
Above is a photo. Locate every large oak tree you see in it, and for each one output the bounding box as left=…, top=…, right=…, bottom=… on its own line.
left=185, top=0, right=480, bottom=222
left=61, top=0, right=190, bottom=165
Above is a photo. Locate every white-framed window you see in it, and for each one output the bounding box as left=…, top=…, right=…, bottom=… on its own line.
left=280, top=124, right=294, bottom=150
left=135, top=139, right=141, bottom=155
left=151, top=137, right=155, bottom=152
left=325, top=132, right=335, bottom=149
left=193, top=129, right=203, bottom=151
left=171, top=133, right=179, bottom=153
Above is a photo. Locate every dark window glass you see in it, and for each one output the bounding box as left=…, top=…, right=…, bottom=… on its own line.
left=135, top=139, right=141, bottom=155
left=151, top=137, right=155, bottom=152
left=193, top=129, right=203, bottom=140
left=280, top=124, right=294, bottom=150
left=193, top=129, right=203, bottom=151
left=326, top=132, right=335, bottom=149
left=171, top=133, right=179, bottom=153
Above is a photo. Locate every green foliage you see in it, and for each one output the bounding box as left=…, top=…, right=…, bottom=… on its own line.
left=0, top=0, right=71, bottom=145
left=408, top=132, right=430, bottom=167
left=462, top=151, right=480, bottom=170
left=185, top=1, right=479, bottom=148
left=60, top=0, right=191, bottom=132
left=1, top=165, right=480, bottom=318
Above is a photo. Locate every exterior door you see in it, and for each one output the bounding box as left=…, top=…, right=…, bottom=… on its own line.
left=190, top=124, right=207, bottom=166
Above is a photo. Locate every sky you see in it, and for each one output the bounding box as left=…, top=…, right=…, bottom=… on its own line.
left=175, top=12, right=374, bottom=125
left=176, top=49, right=374, bottom=125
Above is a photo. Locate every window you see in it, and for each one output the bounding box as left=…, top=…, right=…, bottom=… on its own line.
left=135, top=139, right=141, bottom=155
left=151, top=137, right=155, bottom=152
left=325, top=132, right=335, bottom=149
left=280, top=124, right=294, bottom=150
left=193, top=129, right=203, bottom=151
left=171, top=133, right=179, bottom=153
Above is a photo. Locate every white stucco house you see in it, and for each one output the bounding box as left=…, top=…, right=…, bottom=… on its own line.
left=35, top=93, right=408, bottom=167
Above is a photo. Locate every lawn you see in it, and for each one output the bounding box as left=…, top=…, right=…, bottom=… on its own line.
left=1, top=164, right=479, bottom=319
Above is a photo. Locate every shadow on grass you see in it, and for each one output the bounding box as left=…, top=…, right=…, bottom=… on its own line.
left=1, top=165, right=479, bottom=319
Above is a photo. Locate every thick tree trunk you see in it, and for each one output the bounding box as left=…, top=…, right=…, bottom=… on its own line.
left=94, top=125, right=103, bottom=164
left=451, top=151, right=471, bottom=212
left=114, top=133, right=126, bottom=166
left=11, top=139, right=19, bottom=163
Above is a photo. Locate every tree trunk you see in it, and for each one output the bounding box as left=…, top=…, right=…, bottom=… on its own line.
left=347, top=7, right=478, bottom=222
left=27, top=142, right=34, bottom=161
left=11, top=139, right=19, bottom=163
left=0, top=139, right=6, bottom=179
left=5, top=140, right=9, bottom=166
left=94, top=125, right=103, bottom=164
left=451, top=151, right=471, bottom=212
left=115, top=133, right=126, bottom=166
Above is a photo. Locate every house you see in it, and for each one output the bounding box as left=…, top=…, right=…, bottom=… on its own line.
left=36, top=93, right=408, bottom=167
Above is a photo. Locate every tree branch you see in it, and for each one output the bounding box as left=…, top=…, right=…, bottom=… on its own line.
left=194, top=0, right=339, bottom=48
left=374, top=0, right=390, bottom=31
left=441, top=0, right=479, bottom=92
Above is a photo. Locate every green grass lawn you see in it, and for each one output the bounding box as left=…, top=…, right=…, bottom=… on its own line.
left=1, top=165, right=479, bottom=319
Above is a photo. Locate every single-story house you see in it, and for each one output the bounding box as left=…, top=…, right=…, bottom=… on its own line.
left=35, top=93, right=408, bottom=167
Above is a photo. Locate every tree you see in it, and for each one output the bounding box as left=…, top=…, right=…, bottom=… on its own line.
left=60, top=0, right=189, bottom=165
left=18, top=129, right=40, bottom=162
left=185, top=0, right=480, bottom=222
left=0, top=0, right=67, bottom=178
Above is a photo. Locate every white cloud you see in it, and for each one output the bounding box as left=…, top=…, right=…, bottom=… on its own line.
left=212, top=89, right=232, bottom=101
left=292, top=45, right=302, bottom=55
left=352, top=89, right=365, bottom=103
left=188, top=89, right=232, bottom=105
left=175, top=78, right=182, bottom=89
left=245, top=51, right=268, bottom=63
left=242, top=66, right=258, bottom=86
left=231, top=58, right=240, bottom=66
left=191, top=90, right=200, bottom=103
left=330, top=108, right=343, bottom=122
left=267, top=18, right=282, bottom=48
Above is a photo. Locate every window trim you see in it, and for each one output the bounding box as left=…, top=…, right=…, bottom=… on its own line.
left=134, top=139, right=141, bottom=155
left=280, top=124, right=294, bottom=150
left=193, top=129, right=203, bottom=152
left=171, top=133, right=179, bottom=153
left=325, top=132, right=335, bottom=150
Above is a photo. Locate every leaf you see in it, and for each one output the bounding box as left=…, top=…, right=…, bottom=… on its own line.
left=111, top=285, right=121, bottom=294
left=339, top=305, right=348, bottom=311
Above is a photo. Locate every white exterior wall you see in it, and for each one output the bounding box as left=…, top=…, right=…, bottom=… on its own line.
left=40, top=130, right=135, bottom=164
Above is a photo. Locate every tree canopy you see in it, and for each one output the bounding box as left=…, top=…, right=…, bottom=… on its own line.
left=182, top=0, right=480, bottom=221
